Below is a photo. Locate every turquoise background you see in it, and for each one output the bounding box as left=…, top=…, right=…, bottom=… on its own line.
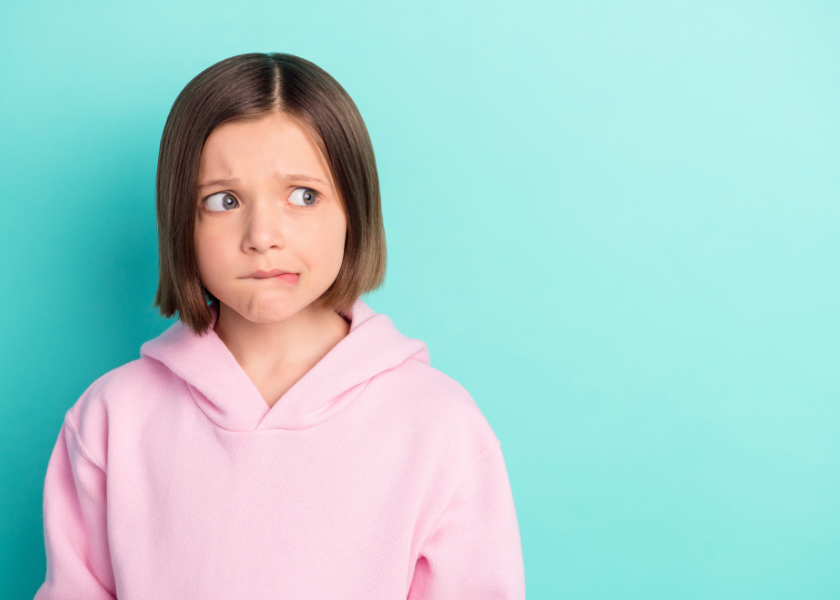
left=2, top=0, right=838, bottom=597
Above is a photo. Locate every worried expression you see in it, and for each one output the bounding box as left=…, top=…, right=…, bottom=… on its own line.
left=194, top=111, right=347, bottom=324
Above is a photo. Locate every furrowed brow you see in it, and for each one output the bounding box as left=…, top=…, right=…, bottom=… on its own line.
left=196, top=174, right=331, bottom=193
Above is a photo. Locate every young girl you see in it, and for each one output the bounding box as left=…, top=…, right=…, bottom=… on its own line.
left=35, top=53, right=525, bottom=599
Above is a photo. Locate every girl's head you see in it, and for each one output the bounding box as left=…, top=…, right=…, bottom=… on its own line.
left=153, top=53, right=385, bottom=335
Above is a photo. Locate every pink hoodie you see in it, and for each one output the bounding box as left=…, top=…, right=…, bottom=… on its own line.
left=35, top=299, right=526, bottom=599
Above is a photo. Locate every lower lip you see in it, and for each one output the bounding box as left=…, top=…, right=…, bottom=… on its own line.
left=271, top=273, right=299, bottom=284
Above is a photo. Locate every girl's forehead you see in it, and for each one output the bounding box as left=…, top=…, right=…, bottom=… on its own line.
left=199, top=113, right=332, bottom=183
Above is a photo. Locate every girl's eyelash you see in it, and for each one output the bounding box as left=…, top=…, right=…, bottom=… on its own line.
left=201, top=190, right=233, bottom=202
left=289, top=187, right=321, bottom=206
left=200, top=191, right=239, bottom=213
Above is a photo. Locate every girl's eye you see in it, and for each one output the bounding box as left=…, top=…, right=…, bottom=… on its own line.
left=288, top=187, right=319, bottom=207
left=204, top=192, right=239, bottom=211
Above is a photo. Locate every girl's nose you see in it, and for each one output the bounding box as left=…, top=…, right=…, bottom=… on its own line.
left=242, top=199, right=286, bottom=254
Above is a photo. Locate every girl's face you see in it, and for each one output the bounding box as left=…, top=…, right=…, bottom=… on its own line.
left=194, top=112, right=347, bottom=324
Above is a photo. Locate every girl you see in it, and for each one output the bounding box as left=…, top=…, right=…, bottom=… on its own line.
left=35, top=53, right=525, bottom=599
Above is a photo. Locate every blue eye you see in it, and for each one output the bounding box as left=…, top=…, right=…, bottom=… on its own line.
left=288, top=187, right=318, bottom=206
left=205, top=192, right=239, bottom=211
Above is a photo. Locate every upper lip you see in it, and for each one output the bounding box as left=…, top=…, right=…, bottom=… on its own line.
left=246, top=268, right=295, bottom=279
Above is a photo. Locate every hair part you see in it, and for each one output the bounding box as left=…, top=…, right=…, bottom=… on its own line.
left=153, top=53, right=386, bottom=335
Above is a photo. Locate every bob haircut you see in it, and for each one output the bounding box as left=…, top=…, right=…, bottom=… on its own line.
left=153, top=52, right=386, bottom=335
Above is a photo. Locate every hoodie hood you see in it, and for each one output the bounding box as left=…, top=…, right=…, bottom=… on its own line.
left=140, top=299, right=429, bottom=432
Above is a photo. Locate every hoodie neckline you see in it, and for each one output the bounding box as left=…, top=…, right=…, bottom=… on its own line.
left=140, top=298, right=429, bottom=432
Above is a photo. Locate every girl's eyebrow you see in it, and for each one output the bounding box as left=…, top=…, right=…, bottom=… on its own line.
left=276, top=173, right=331, bottom=187
left=197, top=178, right=240, bottom=193
left=197, top=174, right=331, bottom=193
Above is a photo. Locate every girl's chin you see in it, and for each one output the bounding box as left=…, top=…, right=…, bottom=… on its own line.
left=224, top=295, right=308, bottom=325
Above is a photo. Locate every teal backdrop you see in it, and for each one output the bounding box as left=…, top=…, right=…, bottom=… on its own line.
left=1, top=0, right=838, bottom=598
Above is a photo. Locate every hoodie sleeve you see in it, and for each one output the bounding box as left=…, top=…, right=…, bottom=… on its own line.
left=408, top=446, right=526, bottom=600
left=34, top=418, right=116, bottom=600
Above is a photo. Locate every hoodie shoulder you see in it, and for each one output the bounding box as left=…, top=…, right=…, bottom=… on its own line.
left=64, top=356, right=180, bottom=471
left=377, top=357, right=502, bottom=462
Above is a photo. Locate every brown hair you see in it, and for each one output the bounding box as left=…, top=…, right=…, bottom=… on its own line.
left=153, top=53, right=386, bottom=334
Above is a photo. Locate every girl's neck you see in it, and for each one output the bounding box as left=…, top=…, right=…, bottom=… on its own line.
left=213, top=301, right=351, bottom=406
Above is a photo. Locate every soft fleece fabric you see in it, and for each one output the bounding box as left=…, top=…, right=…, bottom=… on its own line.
left=35, top=299, right=526, bottom=599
